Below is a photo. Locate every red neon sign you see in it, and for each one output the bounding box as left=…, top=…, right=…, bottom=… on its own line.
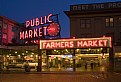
left=40, top=37, right=111, bottom=49
left=20, top=27, right=47, bottom=39
left=26, top=14, right=53, bottom=28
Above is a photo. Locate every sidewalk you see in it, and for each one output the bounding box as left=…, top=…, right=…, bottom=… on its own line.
left=0, top=70, right=117, bottom=74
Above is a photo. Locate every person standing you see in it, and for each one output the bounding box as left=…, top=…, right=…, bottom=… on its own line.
left=24, top=61, right=30, bottom=72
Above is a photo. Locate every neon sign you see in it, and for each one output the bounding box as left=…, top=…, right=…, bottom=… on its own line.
left=20, top=27, right=47, bottom=39
left=19, top=14, right=61, bottom=40
left=40, top=37, right=112, bottom=49
left=26, top=14, right=53, bottom=28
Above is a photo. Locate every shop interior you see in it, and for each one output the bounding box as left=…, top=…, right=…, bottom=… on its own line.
left=0, top=48, right=110, bottom=72
left=42, top=48, right=110, bottom=71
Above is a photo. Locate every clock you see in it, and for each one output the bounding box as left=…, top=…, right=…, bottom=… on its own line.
left=47, top=23, right=60, bottom=36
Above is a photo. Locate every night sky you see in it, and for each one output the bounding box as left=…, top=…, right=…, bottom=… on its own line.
left=0, top=0, right=120, bottom=38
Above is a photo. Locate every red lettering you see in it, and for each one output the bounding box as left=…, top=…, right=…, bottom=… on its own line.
left=92, top=40, right=97, bottom=46
left=99, top=40, right=103, bottom=46
left=30, top=19, right=35, bottom=27
left=40, top=17, right=44, bottom=24
left=83, top=41, right=88, bottom=46
left=55, top=42, right=60, bottom=48
left=88, top=41, right=92, bottom=46
left=43, top=26, right=47, bottom=36
left=26, top=14, right=53, bottom=27
left=26, top=21, right=30, bottom=28
left=61, top=42, right=65, bottom=48
left=35, top=18, right=40, bottom=26
left=65, top=42, right=69, bottom=47
left=51, top=42, right=55, bottom=48
left=47, top=14, right=52, bottom=22
left=39, top=28, right=42, bottom=37
left=103, top=40, right=108, bottom=46
left=29, top=30, right=33, bottom=38
left=20, top=31, right=24, bottom=39
left=40, top=37, right=111, bottom=49
left=34, top=29, right=38, bottom=37
left=25, top=31, right=28, bottom=39
left=77, top=41, right=83, bottom=47
left=70, top=42, right=74, bottom=48
left=46, top=43, right=51, bottom=48
left=44, top=16, right=47, bottom=24
left=42, top=43, right=46, bottom=48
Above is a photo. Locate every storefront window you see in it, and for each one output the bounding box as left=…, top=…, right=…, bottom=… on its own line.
left=42, top=49, right=74, bottom=71
left=0, top=49, right=38, bottom=71
left=75, top=48, right=109, bottom=72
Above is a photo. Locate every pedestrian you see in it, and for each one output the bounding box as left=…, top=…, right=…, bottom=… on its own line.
left=85, top=61, right=87, bottom=69
left=24, top=61, right=30, bottom=72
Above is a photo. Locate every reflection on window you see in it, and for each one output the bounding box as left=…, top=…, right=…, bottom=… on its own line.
left=105, top=18, right=114, bottom=27
left=80, top=19, right=91, bottom=28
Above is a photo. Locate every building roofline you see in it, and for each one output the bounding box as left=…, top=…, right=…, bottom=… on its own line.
left=0, top=15, right=21, bottom=25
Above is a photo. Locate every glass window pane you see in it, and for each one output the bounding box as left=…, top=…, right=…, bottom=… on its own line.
left=86, top=24, right=91, bottom=28
left=106, top=18, right=109, bottom=22
left=81, top=20, right=85, bottom=23
left=86, top=20, right=91, bottom=23
left=3, top=23, right=7, bottom=29
left=110, top=18, right=113, bottom=22
left=81, top=24, right=85, bottom=28
left=110, top=22, right=113, bottom=27
left=106, top=22, right=109, bottom=27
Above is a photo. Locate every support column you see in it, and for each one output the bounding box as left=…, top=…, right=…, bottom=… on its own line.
left=37, top=49, right=42, bottom=72
left=73, top=49, right=76, bottom=72
left=109, top=47, right=114, bottom=72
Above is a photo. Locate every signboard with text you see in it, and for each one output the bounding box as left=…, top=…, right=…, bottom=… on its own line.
left=40, top=37, right=112, bottom=49
left=71, top=1, right=121, bottom=11
left=19, top=14, right=61, bottom=44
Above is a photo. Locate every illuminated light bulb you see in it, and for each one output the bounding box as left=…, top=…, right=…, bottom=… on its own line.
left=26, top=51, right=28, bottom=53
left=76, top=49, right=79, bottom=52
left=54, top=50, right=56, bottom=51
left=15, top=51, right=17, bottom=54
left=100, top=53, right=103, bottom=56
left=65, top=49, right=68, bottom=51
left=73, top=37, right=75, bottom=39
left=18, top=55, right=20, bottom=57
left=22, top=53, right=24, bottom=55
left=89, top=48, right=91, bottom=50
left=7, top=55, right=9, bottom=57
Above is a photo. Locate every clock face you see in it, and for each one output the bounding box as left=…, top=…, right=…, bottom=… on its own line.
left=47, top=23, right=60, bottom=36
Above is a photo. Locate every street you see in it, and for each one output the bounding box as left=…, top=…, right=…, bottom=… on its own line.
left=0, top=72, right=121, bottom=82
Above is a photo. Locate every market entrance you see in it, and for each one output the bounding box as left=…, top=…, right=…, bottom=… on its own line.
left=41, top=48, right=109, bottom=72
left=45, top=49, right=73, bottom=71
left=39, top=36, right=112, bottom=72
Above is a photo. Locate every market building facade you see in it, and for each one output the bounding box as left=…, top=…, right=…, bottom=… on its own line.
left=64, top=1, right=121, bottom=72
left=0, top=1, right=121, bottom=72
